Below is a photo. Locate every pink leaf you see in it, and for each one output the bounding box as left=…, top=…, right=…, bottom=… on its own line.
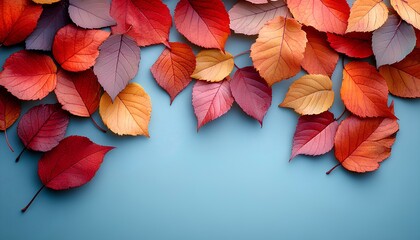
left=69, top=0, right=116, bottom=29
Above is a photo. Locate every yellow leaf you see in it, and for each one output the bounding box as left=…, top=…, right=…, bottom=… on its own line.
left=191, top=49, right=234, bottom=82
left=391, top=0, right=420, bottom=30
left=32, top=0, right=60, bottom=4
left=99, top=83, right=152, bottom=137
left=279, top=74, right=334, bottom=115
left=251, top=16, right=307, bottom=86
left=346, top=0, right=388, bottom=33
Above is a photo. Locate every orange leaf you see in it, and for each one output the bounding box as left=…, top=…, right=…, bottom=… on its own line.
left=0, top=87, right=21, bottom=131
left=379, top=49, right=420, bottom=98
left=33, top=0, right=60, bottom=3
left=0, top=50, right=57, bottom=100
left=287, top=0, right=350, bottom=34
left=191, top=49, right=234, bottom=82
left=0, top=0, right=42, bottom=46
left=346, top=0, right=388, bottom=33
left=53, top=24, right=110, bottom=72
left=341, top=62, right=395, bottom=118
left=391, top=0, right=420, bottom=30
left=99, top=83, right=152, bottom=136
left=250, top=16, right=307, bottom=86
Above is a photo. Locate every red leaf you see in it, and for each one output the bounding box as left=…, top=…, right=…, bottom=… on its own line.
left=327, top=32, right=373, bottom=58
left=290, top=111, right=338, bottom=160
left=16, top=104, right=69, bottom=162
left=110, top=0, right=172, bottom=47
left=174, top=0, right=230, bottom=50
left=0, top=87, right=21, bottom=152
left=0, top=50, right=57, bottom=100
left=53, top=24, right=110, bottom=72
left=151, top=42, right=196, bottom=104
left=21, top=136, right=114, bottom=212
left=231, top=66, right=272, bottom=125
left=55, top=69, right=101, bottom=117
left=192, top=79, right=234, bottom=130
left=0, top=0, right=42, bottom=46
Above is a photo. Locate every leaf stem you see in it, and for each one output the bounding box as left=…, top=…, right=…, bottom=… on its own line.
left=90, top=116, right=107, bottom=133
left=4, top=129, right=14, bottom=152
left=234, top=63, right=240, bottom=69
left=21, top=185, right=45, bottom=213
left=326, top=163, right=342, bottom=175
left=335, top=109, right=348, bottom=121
left=233, top=50, right=250, bottom=59
left=15, top=147, right=27, bottom=163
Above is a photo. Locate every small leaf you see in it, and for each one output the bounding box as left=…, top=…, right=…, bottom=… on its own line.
left=151, top=42, right=196, bottom=104
left=93, top=34, right=140, bottom=101
left=280, top=74, right=334, bottom=115
left=231, top=66, right=272, bottom=125
left=290, top=111, right=338, bottom=160
left=69, top=0, right=116, bottom=29
left=327, top=32, right=373, bottom=58
left=301, top=27, right=339, bottom=77
left=287, top=0, right=350, bottom=34
left=0, top=0, right=42, bottom=46
left=228, top=0, right=291, bottom=35
left=251, top=16, right=307, bottom=86
left=53, top=24, right=110, bottom=72
left=372, top=14, right=416, bottom=67
left=0, top=50, right=57, bottom=101
left=111, top=0, right=172, bottom=47
left=174, top=0, right=230, bottom=50
left=0, top=87, right=21, bottom=151
left=192, top=79, right=234, bottom=130
left=191, top=49, right=234, bottom=82
left=341, top=62, right=395, bottom=118
left=346, top=0, right=388, bottom=33
left=391, top=0, right=420, bottom=30
left=99, top=83, right=152, bottom=136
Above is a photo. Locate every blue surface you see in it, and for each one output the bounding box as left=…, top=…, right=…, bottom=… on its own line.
left=1, top=0, right=420, bottom=239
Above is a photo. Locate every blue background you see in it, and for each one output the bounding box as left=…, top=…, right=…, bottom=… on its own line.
left=1, top=0, right=420, bottom=239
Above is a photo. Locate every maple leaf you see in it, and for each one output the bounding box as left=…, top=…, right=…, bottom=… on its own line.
left=191, top=50, right=234, bottom=82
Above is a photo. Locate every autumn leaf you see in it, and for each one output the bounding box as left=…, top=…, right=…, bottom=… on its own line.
left=245, top=0, right=269, bottom=3
left=16, top=104, right=69, bottom=162
left=0, top=0, right=42, bottom=46
left=53, top=24, right=110, bottom=72
left=25, top=1, right=69, bottom=51
left=93, top=34, right=140, bottom=101
left=280, top=74, right=334, bottom=115
left=287, top=0, right=350, bottom=34
left=191, top=49, right=234, bottom=82
left=341, top=62, right=395, bottom=119
left=69, top=0, right=116, bottom=29
left=251, top=16, right=307, bottom=86
left=416, top=29, right=420, bottom=48
left=192, top=79, right=234, bottom=130
left=391, top=0, right=420, bottom=30
left=0, top=50, right=57, bottom=101
left=231, top=67, right=272, bottom=125
left=32, top=0, right=60, bottom=3
left=228, top=0, right=291, bottom=35
left=21, top=136, right=114, bottom=213
left=290, top=111, right=338, bottom=160
left=372, top=14, right=416, bottom=67
left=301, top=27, right=339, bottom=77
left=174, top=0, right=230, bottom=50
left=0, top=87, right=21, bottom=152
left=331, top=110, right=399, bottom=174
left=151, top=42, right=196, bottom=104
left=379, top=49, right=420, bottom=98
left=111, top=0, right=171, bottom=47
left=346, top=0, right=388, bottom=33
left=99, top=83, right=152, bottom=136
left=327, top=32, right=373, bottom=58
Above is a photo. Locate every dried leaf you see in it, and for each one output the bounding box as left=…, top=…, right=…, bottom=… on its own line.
left=191, top=49, right=234, bottom=82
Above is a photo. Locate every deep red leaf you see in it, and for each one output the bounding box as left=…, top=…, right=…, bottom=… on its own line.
left=327, top=32, right=373, bottom=58
left=69, top=0, right=116, bottom=29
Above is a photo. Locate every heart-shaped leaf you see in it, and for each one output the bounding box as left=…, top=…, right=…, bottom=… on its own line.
left=191, top=49, right=234, bottom=82
left=69, top=0, right=116, bottom=29
left=346, top=0, right=388, bottom=33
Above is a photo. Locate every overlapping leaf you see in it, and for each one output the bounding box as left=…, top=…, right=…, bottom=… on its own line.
left=0, top=87, right=21, bottom=151
left=391, top=0, right=420, bottom=30
left=346, top=0, right=388, bottom=33
left=191, top=50, right=234, bottom=82
left=69, top=0, right=116, bottom=29
left=327, top=32, right=373, bottom=58
left=33, top=0, right=60, bottom=3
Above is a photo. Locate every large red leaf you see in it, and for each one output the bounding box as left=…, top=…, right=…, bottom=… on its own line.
left=287, top=0, right=350, bottom=34
left=341, top=62, right=395, bottom=118
left=327, top=32, right=373, bottom=58
left=16, top=104, right=69, bottom=162
left=0, top=87, right=21, bottom=152
left=0, top=50, right=57, bottom=100
left=192, top=79, right=234, bottom=130
left=0, top=0, right=42, bottom=46
left=110, top=0, right=172, bottom=47
left=21, top=136, right=114, bottom=212
left=53, top=24, right=110, bottom=72
left=151, top=42, right=196, bottom=104
left=174, top=0, right=230, bottom=50
left=231, top=66, right=272, bottom=125
left=290, top=111, right=338, bottom=160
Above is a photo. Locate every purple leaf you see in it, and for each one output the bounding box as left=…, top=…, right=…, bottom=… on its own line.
left=93, top=34, right=140, bottom=100
left=230, top=66, right=272, bottom=125
left=69, top=0, right=116, bottom=29
left=372, top=14, right=416, bottom=67
left=25, top=2, right=70, bottom=51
